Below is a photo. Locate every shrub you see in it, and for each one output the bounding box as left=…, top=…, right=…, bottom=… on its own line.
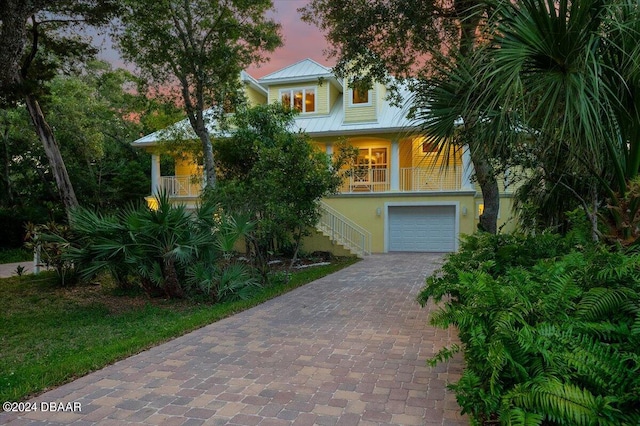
left=24, top=221, right=79, bottom=286
left=419, top=233, right=640, bottom=425
left=65, top=193, right=258, bottom=299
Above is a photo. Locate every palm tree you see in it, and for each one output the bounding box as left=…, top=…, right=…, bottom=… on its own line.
left=485, top=0, right=640, bottom=241
left=416, top=0, right=640, bottom=242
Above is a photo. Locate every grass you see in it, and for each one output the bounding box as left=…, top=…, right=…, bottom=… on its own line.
left=0, top=248, right=32, bottom=264
left=0, top=257, right=359, bottom=403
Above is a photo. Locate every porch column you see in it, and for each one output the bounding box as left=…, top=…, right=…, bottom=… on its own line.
left=390, top=139, right=399, bottom=191
left=151, top=153, right=161, bottom=195
left=326, top=142, right=334, bottom=169
left=461, top=145, right=474, bottom=190
left=504, top=167, right=511, bottom=192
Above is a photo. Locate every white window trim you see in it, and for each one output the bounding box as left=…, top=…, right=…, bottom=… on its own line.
left=279, top=86, right=317, bottom=114
left=348, top=88, right=373, bottom=107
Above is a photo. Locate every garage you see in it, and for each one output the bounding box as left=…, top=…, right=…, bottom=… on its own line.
left=387, top=205, right=457, bottom=252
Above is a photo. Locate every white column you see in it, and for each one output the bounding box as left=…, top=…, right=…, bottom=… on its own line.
left=461, top=145, right=474, bottom=190
left=504, top=167, right=511, bottom=192
left=151, top=153, right=161, bottom=195
left=390, top=139, right=399, bottom=191
left=325, top=142, right=334, bottom=170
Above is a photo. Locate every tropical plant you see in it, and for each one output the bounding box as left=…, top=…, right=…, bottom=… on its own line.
left=423, top=0, right=640, bottom=242
left=211, top=103, right=356, bottom=267
left=419, top=232, right=640, bottom=425
left=66, top=193, right=256, bottom=299
left=24, top=221, right=78, bottom=286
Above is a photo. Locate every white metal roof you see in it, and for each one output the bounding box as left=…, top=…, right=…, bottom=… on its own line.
left=258, top=58, right=333, bottom=84
left=132, top=61, right=419, bottom=147
left=241, top=70, right=267, bottom=95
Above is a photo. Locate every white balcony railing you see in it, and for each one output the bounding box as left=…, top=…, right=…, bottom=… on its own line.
left=340, top=168, right=390, bottom=193
left=399, top=167, right=462, bottom=192
left=338, top=167, right=462, bottom=193
left=159, top=175, right=203, bottom=197
left=158, top=167, right=463, bottom=199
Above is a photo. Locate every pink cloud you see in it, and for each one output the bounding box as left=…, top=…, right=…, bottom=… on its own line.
left=93, top=0, right=333, bottom=78
left=246, top=0, right=334, bottom=78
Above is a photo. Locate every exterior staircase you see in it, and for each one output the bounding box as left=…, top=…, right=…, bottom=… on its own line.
left=316, top=202, right=371, bottom=257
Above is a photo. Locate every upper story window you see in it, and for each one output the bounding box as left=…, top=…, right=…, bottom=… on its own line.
left=280, top=87, right=316, bottom=113
left=351, top=88, right=370, bottom=105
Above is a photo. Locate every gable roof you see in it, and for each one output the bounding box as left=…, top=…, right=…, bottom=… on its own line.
left=258, top=58, right=338, bottom=86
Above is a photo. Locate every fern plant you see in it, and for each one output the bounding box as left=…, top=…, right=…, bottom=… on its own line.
left=419, top=233, right=640, bottom=425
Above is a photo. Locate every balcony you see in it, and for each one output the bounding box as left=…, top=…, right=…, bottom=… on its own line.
left=159, top=175, right=203, bottom=197
left=338, top=167, right=463, bottom=193
left=158, top=167, right=465, bottom=200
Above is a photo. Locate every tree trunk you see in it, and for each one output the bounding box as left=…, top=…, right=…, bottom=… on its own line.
left=472, top=150, right=500, bottom=234
left=194, top=124, right=216, bottom=189
left=24, top=94, right=79, bottom=219
left=162, top=257, right=185, bottom=299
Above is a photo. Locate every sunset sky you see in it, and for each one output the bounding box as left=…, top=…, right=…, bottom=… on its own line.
left=97, top=0, right=334, bottom=79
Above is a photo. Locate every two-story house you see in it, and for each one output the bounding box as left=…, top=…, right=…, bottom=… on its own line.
left=132, top=59, right=516, bottom=256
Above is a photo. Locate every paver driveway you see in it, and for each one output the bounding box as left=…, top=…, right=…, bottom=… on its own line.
left=1, top=253, right=467, bottom=425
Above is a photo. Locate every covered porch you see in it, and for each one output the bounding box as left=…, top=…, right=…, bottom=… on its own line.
left=147, top=136, right=475, bottom=199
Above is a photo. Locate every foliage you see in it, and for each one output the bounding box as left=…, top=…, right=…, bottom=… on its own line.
left=24, top=221, right=79, bottom=286
left=64, top=193, right=256, bottom=300
left=0, top=61, right=182, bottom=247
left=0, top=0, right=123, bottom=217
left=419, top=233, right=640, bottom=424
left=0, top=248, right=32, bottom=264
left=210, top=103, right=356, bottom=267
left=440, top=0, right=640, bottom=241
left=115, top=0, right=282, bottom=189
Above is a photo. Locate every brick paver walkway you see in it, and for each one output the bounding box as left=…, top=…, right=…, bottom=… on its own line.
left=1, top=253, right=467, bottom=425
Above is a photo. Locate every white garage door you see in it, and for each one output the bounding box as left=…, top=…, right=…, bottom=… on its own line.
left=388, top=205, right=457, bottom=252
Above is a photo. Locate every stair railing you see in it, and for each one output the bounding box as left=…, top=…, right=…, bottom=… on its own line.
left=317, top=202, right=371, bottom=257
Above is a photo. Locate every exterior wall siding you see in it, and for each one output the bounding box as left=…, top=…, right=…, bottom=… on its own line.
left=245, top=86, right=267, bottom=106
left=329, top=84, right=341, bottom=111
left=175, top=157, right=199, bottom=177
left=343, top=82, right=378, bottom=123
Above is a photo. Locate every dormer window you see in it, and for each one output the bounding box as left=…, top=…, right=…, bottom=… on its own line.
left=280, top=87, right=316, bottom=113
left=352, top=88, right=369, bottom=105
left=349, top=87, right=372, bottom=107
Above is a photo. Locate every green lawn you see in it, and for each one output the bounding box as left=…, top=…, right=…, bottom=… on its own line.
left=0, top=257, right=358, bottom=403
left=0, top=248, right=32, bottom=264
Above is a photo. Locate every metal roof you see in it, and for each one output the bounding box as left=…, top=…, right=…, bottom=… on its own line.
left=132, top=61, right=419, bottom=147
left=258, top=58, right=333, bottom=84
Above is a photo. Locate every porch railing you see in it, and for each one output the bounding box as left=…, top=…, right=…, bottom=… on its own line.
left=159, top=175, right=203, bottom=197
left=317, top=202, right=371, bottom=257
left=338, top=167, right=463, bottom=193
left=399, top=167, right=462, bottom=192
left=340, top=168, right=390, bottom=193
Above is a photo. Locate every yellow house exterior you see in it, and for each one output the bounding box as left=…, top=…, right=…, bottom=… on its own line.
left=133, top=59, right=516, bottom=256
